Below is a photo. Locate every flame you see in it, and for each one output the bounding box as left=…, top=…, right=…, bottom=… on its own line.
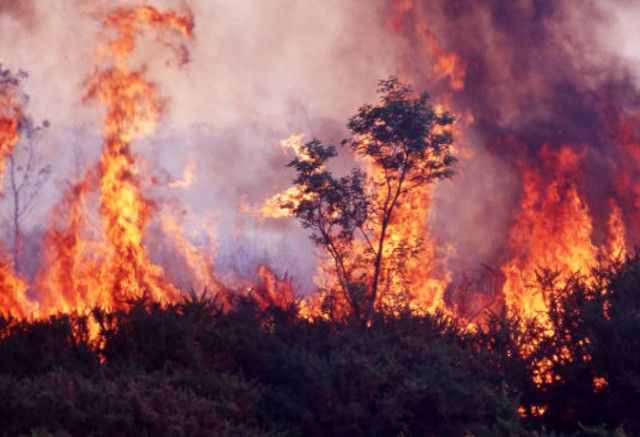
left=0, top=92, right=20, bottom=195
left=371, top=164, right=451, bottom=314
left=3, top=0, right=637, bottom=380
left=388, top=1, right=467, bottom=92
left=383, top=0, right=634, bottom=396
left=262, top=121, right=456, bottom=317
left=249, top=266, right=298, bottom=310
left=501, top=146, right=598, bottom=321
left=159, top=204, right=223, bottom=295
left=385, top=1, right=478, bottom=319
left=592, top=376, right=608, bottom=392
left=102, top=5, right=193, bottom=64
left=169, top=158, right=197, bottom=189
left=607, top=201, right=626, bottom=261
left=36, top=5, right=195, bottom=314
left=261, top=134, right=319, bottom=219
left=497, top=146, right=613, bottom=387
left=0, top=72, right=29, bottom=316
left=259, top=5, right=471, bottom=319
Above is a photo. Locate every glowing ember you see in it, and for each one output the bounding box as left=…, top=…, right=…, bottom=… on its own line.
left=592, top=376, right=609, bottom=392
left=0, top=78, right=20, bottom=195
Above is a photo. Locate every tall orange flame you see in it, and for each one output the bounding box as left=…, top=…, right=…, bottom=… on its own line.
left=36, top=5, right=195, bottom=314
left=501, top=146, right=598, bottom=321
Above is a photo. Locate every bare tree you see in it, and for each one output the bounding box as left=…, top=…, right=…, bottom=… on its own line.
left=6, top=117, right=51, bottom=272
left=0, top=66, right=51, bottom=273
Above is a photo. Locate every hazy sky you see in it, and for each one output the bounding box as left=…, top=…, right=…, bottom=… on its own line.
left=2, top=0, right=640, bottom=288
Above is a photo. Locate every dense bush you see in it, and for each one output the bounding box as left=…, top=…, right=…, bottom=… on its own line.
left=528, top=257, right=640, bottom=434
left=471, top=255, right=640, bottom=436
left=1, top=255, right=640, bottom=436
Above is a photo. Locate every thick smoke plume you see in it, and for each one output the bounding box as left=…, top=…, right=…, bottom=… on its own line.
left=384, top=0, right=640, bottom=316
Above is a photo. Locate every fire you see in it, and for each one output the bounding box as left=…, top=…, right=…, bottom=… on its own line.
left=36, top=5, right=195, bottom=314
left=381, top=0, right=639, bottom=397
left=249, top=266, right=298, bottom=310
left=0, top=0, right=636, bottom=353
left=607, top=201, right=626, bottom=261
left=371, top=159, right=451, bottom=314
left=0, top=69, right=28, bottom=317
left=159, top=204, right=223, bottom=296
left=257, top=4, right=471, bottom=320
left=261, top=134, right=320, bottom=219
left=388, top=1, right=467, bottom=93
left=0, top=82, right=20, bottom=195
left=592, top=376, right=609, bottom=392
left=261, top=119, right=455, bottom=319
left=501, top=146, right=598, bottom=320
left=384, top=1, right=481, bottom=320
left=102, top=5, right=193, bottom=63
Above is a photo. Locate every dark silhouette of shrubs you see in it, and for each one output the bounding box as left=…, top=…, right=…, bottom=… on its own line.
left=1, top=255, right=640, bottom=436
left=0, top=313, right=98, bottom=377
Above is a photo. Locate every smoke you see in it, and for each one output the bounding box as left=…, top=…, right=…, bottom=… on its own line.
left=1, top=0, right=640, bottom=299
left=0, top=0, right=37, bottom=30
left=0, top=0, right=406, bottom=289
left=385, top=1, right=640, bottom=279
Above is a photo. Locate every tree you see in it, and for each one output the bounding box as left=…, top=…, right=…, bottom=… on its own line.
left=0, top=67, right=51, bottom=273
left=6, top=116, right=51, bottom=272
left=281, top=77, right=456, bottom=327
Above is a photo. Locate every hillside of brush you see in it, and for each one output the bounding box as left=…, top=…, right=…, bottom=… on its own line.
left=1, top=255, right=640, bottom=437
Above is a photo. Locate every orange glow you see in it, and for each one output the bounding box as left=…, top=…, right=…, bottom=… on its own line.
left=593, top=376, right=609, bottom=392
left=607, top=201, right=626, bottom=261
left=169, top=159, right=197, bottom=189
left=249, top=266, right=298, bottom=310
left=159, top=205, right=224, bottom=296
left=261, top=134, right=320, bottom=219
left=262, top=115, right=455, bottom=318
left=0, top=255, right=29, bottom=317
left=371, top=161, right=451, bottom=315
left=385, top=1, right=475, bottom=319
left=0, top=95, right=19, bottom=195
left=2, top=3, right=636, bottom=401
left=0, top=74, right=29, bottom=317
left=501, top=146, right=598, bottom=322
left=35, top=5, right=195, bottom=315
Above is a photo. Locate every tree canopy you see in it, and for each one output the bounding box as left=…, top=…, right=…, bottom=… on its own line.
left=282, top=77, right=456, bottom=327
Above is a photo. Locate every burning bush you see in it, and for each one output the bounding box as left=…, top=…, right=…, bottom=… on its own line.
left=274, top=77, right=456, bottom=328
left=1, top=256, right=639, bottom=437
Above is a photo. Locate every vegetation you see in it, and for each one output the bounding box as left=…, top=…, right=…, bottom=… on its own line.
left=2, top=73, right=638, bottom=435
left=1, top=253, right=639, bottom=436
left=0, top=65, right=51, bottom=273
left=281, top=77, right=455, bottom=328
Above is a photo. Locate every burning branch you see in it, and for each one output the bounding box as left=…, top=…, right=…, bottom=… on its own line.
left=277, top=77, right=456, bottom=327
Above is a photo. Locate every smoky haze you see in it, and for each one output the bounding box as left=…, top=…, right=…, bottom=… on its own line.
left=385, top=0, right=640, bottom=278
left=1, top=0, right=640, bottom=296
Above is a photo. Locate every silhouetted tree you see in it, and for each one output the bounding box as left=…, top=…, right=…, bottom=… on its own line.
left=0, top=67, right=51, bottom=272
left=282, top=77, right=456, bottom=327
left=7, top=117, right=50, bottom=272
